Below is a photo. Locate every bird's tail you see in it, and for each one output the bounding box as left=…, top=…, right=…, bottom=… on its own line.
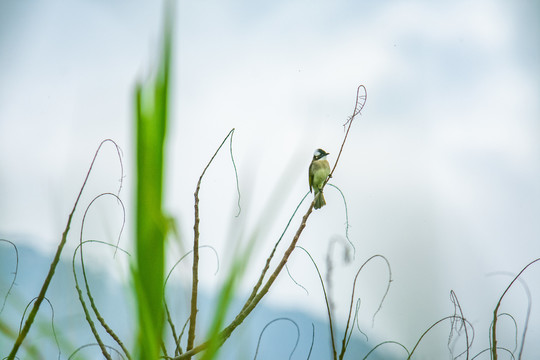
left=314, top=191, right=326, bottom=210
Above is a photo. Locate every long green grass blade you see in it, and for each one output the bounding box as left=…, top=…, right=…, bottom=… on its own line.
left=133, top=5, right=173, bottom=359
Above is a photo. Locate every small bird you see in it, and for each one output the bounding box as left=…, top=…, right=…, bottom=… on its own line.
left=309, top=148, right=331, bottom=209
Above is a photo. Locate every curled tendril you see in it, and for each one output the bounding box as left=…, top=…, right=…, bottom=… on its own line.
left=0, top=239, right=18, bottom=315
left=68, top=343, right=126, bottom=360
left=326, top=184, right=355, bottom=258
left=164, top=245, right=220, bottom=294
left=343, top=84, right=367, bottom=128
left=285, top=263, right=309, bottom=296
left=363, top=341, right=410, bottom=360
left=448, top=290, right=474, bottom=360
left=19, top=296, right=61, bottom=360
left=253, top=318, right=300, bottom=360
left=78, top=192, right=126, bottom=260
left=307, top=323, right=315, bottom=360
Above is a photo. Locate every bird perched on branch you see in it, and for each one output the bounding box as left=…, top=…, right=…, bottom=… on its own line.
left=309, top=148, right=331, bottom=209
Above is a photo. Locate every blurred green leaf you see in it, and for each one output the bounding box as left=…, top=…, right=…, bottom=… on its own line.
left=132, top=4, right=173, bottom=359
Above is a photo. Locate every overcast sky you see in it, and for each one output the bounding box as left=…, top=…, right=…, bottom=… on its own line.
left=1, top=0, right=540, bottom=357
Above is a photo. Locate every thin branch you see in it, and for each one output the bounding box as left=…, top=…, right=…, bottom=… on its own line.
left=164, top=303, right=181, bottom=356
left=491, top=258, right=540, bottom=360
left=188, top=128, right=237, bottom=356
left=488, top=271, right=532, bottom=360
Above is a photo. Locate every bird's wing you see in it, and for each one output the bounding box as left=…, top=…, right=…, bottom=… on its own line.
left=308, top=162, right=314, bottom=193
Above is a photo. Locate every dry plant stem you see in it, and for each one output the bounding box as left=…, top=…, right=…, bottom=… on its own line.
left=187, top=184, right=200, bottom=355
left=6, top=139, right=121, bottom=360
left=187, top=129, right=236, bottom=356
left=164, top=303, right=181, bottom=354
left=491, top=258, right=540, bottom=360
left=174, top=203, right=315, bottom=360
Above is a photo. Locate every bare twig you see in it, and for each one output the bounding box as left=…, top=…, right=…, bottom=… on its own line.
left=488, top=271, right=532, bottom=360
left=491, top=258, right=540, bottom=360
left=187, top=129, right=238, bottom=356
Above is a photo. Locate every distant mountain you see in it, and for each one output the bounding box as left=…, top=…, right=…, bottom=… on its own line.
left=0, top=238, right=393, bottom=359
